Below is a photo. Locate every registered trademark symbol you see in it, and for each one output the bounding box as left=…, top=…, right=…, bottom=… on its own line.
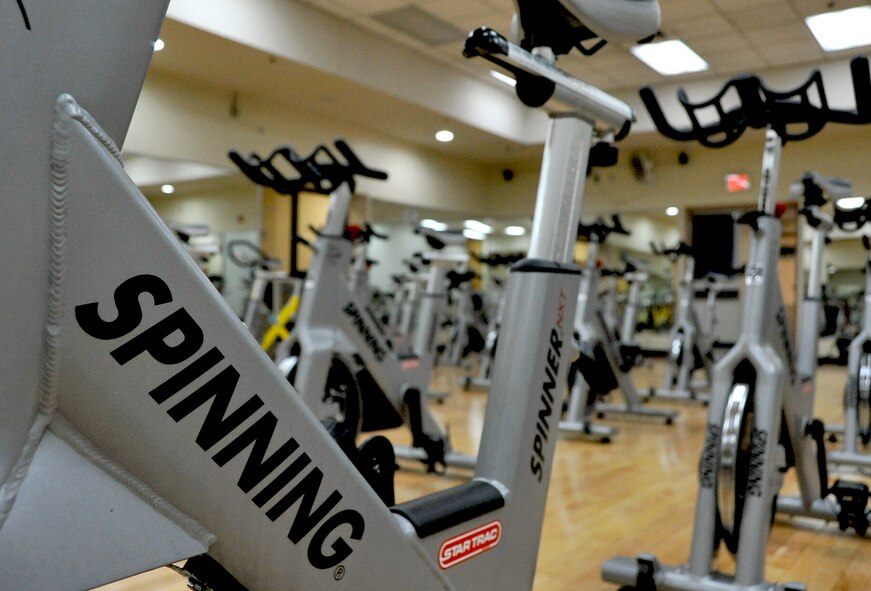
left=333, top=565, right=345, bottom=581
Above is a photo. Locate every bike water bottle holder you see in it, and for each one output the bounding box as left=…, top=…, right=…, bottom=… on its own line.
left=640, top=56, right=871, bottom=148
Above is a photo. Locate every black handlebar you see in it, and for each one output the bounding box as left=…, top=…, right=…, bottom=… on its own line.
left=651, top=241, right=695, bottom=258
left=227, top=240, right=282, bottom=270
left=577, top=214, right=630, bottom=241
left=640, top=56, right=871, bottom=147
left=473, top=252, right=526, bottom=266
left=229, top=139, right=388, bottom=195
left=447, top=269, right=477, bottom=289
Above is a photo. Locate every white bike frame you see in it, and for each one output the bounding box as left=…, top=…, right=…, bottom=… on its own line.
left=0, top=6, right=637, bottom=591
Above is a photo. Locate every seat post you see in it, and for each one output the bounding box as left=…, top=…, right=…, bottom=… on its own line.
left=528, top=114, right=593, bottom=263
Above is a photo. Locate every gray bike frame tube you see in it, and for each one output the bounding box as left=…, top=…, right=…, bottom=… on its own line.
left=602, top=132, right=829, bottom=591
left=795, top=211, right=830, bottom=392
left=503, top=43, right=633, bottom=131
left=620, top=271, right=645, bottom=347
left=829, top=258, right=871, bottom=466
left=689, top=129, right=788, bottom=585
left=528, top=115, right=592, bottom=263
left=414, top=264, right=449, bottom=357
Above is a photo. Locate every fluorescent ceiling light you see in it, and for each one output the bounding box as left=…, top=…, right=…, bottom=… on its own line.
left=464, top=220, right=493, bottom=234
left=160, top=184, right=175, bottom=194
left=490, top=70, right=517, bottom=87
left=806, top=6, right=871, bottom=52
left=631, top=40, right=708, bottom=76
left=435, top=130, right=454, bottom=142
left=504, top=225, right=526, bottom=236
left=665, top=206, right=679, bottom=217
left=463, top=229, right=486, bottom=241
left=420, top=218, right=448, bottom=231
left=836, top=196, right=866, bottom=210
left=153, top=38, right=165, bottom=52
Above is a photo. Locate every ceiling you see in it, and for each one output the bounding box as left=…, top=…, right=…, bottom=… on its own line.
left=137, top=0, right=871, bottom=199
left=297, top=0, right=870, bottom=91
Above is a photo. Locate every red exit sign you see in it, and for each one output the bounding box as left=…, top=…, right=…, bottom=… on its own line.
left=726, top=173, right=751, bottom=193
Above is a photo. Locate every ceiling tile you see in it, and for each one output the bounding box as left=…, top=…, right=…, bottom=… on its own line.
left=743, top=23, right=814, bottom=48
left=755, top=38, right=826, bottom=65
left=665, top=12, right=739, bottom=39
left=372, top=5, right=467, bottom=46
left=788, top=0, right=870, bottom=17
left=660, top=0, right=720, bottom=20
left=703, top=48, right=769, bottom=75
left=728, top=3, right=801, bottom=31
left=353, top=0, right=412, bottom=16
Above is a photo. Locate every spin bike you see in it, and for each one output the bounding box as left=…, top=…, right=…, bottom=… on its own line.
left=828, top=202, right=871, bottom=470
left=0, top=1, right=660, bottom=590
left=228, top=239, right=304, bottom=352
left=231, top=141, right=473, bottom=473
left=603, top=57, right=871, bottom=591
left=462, top=253, right=524, bottom=391
left=563, top=216, right=677, bottom=434
left=604, top=257, right=649, bottom=358
left=648, top=242, right=715, bottom=403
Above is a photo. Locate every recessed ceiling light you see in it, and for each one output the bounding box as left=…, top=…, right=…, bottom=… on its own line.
left=435, top=130, right=454, bottom=143
left=504, top=225, right=526, bottom=236
left=836, top=196, right=866, bottom=210
left=463, top=229, right=486, bottom=241
left=420, top=218, right=448, bottom=231
left=160, top=184, right=175, bottom=194
left=464, top=220, right=493, bottom=234
left=806, top=6, right=871, bottom=52
left=665, top=206, right=679, bottom=217
left=631, top=39, right=708, bottom=76
left=153, top=38, right=165, bottom=52
left=490, top=70, right=517, bottom=87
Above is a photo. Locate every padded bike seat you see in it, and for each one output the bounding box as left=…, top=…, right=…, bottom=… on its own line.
left=513, top=0, right=660, bottom=52
left=561, top=0, right=660, bottom=42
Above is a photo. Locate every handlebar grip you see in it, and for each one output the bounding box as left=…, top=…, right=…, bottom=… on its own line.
left=639, top=86, right=695, bottom=143
left=335, top=140, right=389, bottom=181
left=851, top=56, right=871, bottom=122
left=610, top=214, right=630, bottom=236
left=365, top=223, right=388, bottom=240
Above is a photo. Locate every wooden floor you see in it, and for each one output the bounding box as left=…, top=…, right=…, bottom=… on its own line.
left=95, top=361, right=871, bottom=591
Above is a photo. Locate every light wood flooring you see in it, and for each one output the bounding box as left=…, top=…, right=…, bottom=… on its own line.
left=94, top=361, right=871, bottom=591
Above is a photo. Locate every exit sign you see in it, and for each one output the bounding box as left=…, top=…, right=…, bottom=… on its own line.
left=726, top=173, right=751, bottom=193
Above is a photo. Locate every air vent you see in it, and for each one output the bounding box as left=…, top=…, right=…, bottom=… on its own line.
left=373, top=5, right=466, bottom=46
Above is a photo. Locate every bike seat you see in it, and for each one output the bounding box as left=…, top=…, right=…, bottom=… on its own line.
left=540, top=0, right=661, bottom=42
left=562, top=0, right=660, bottom=42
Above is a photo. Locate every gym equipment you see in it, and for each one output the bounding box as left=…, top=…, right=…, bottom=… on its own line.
left=348, top=224, right=386, bottom=306
left=565, top=216, right=677, bottom=429
left=647, top=242, right=715, bottom=404
left=462, top=253, right=524, bottom=391
left=828, top=201, right=871, bottom=470
left=603, top=58, right=871, bottom=591
left=228, top=239, right=303, bottom=350
left=232, top=141, right=472, bottom=473
left=441, top=269, right=486, bottom=368
left=608, top=258, right=650, bottom=357
left=0, top=2, right=655, bottom=589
